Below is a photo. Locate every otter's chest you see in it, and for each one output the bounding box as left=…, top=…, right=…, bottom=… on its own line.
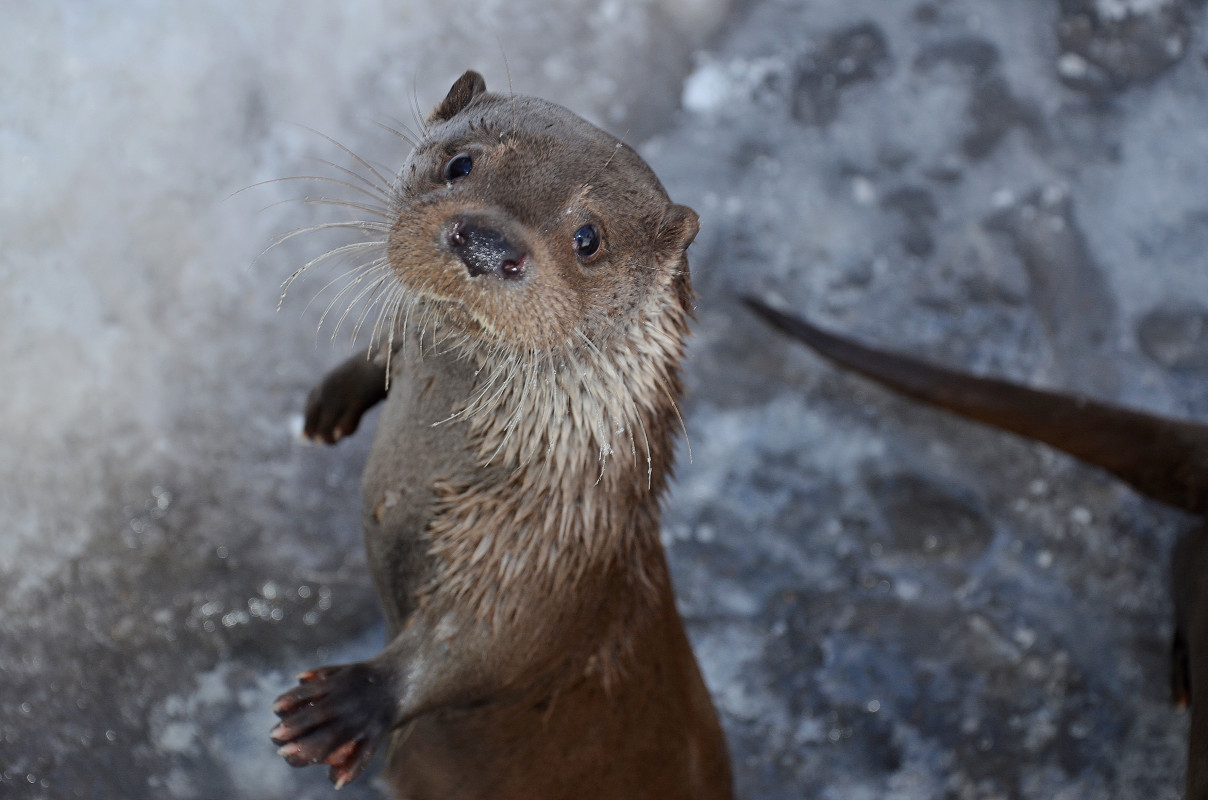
left=359, top=345, right=486, bottom=626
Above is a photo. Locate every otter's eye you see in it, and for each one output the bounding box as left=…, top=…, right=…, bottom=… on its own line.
left=443, top=152, right=473, bottom=181
left=573, top=224, right=601, bottom=260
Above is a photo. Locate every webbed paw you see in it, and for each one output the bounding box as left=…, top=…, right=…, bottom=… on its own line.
left=271, top=663, right=396, bottom=788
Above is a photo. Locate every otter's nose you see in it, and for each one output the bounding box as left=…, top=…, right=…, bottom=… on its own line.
left=446, top=219, right=528, bottom=279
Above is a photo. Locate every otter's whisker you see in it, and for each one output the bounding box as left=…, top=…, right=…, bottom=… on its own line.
left=315, top=261, right=387, bottom=333
left=314, top=277, right=371, bottom=336
left=301, top=255, right=388, bottom=317
left=283, top=252, right=367, bottom=311
left=286, top=242, right=386, bottom=311
left=249, top=173, right=393, bottom=209
left=634, top=411, right=653, bottom=490
left=270, top=223, right=391, bottom=303
left=356, top=268, right=407, bottom=346
left=497, top=36, right=517, bottom=139
left=290, top=124, right=395, bottom=201
left=441, top=348, right=506, bottom=427
left=298, top=196, right=392, bottom=221
left=300, top=240, right=388, bottom=280
left=346, top=272, right=396, bottom=343
left=383, top=292, right=403, bottom=391
left=399, top=296, right=419, bottom=357
left=367, top=286, right=402, bottom=353
left=353, top=269, right=400, bottom=343
left=373, top=117, right=421, bottom=150
left=658, top=379, right=692, bottom=464
left=266, top=220, right=392, bottom=257
left=329, top=270, right=392, bottom=339
left=254, top=193, right=389, bottom=224
left=474, top=349, right=523, bottom=421
left=303, top=158, right=396, bottom=204
left=409, top=73, right=430, bottom=138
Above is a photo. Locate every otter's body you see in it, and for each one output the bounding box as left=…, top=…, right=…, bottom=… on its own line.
left=362, top=338, right=729, bottom=800
left=271, top=72, right=732, bottom=799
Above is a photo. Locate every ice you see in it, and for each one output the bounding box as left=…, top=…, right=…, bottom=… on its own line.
left=3, top=0, right=1207, bottom=797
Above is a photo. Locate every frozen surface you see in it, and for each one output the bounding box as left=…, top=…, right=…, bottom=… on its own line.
left=2, top=0, right=1206, bottom=798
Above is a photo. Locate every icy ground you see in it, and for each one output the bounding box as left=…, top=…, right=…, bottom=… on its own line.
left=2, top=0, right=1207, bottom=798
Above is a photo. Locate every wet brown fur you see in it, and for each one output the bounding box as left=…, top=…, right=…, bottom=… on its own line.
left=269, top=72, right=731, bottom=799
left=745, top=297, right=1208, bottom=798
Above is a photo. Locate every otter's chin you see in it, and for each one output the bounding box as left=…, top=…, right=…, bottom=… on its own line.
left=397, top=292, right=565, bottom=355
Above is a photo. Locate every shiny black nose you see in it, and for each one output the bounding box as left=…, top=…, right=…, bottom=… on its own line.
left=446, top=219, right=528, bottom=279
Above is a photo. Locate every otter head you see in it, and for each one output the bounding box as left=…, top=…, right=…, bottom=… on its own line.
left=386, top=71, right=698, bottom=356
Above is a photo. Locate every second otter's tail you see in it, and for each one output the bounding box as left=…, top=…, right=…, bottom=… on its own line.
left=744, top=297, right=1208, bottom=515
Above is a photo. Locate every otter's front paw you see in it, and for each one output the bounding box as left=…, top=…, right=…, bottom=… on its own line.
left=271, top=663, right=396, bottom=788
left=303, top=359, right=388, bottom=444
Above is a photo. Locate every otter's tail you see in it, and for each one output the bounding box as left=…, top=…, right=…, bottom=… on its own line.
left=744, top=297, right=1208, bottom=515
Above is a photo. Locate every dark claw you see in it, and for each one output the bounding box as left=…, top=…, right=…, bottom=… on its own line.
left=278, top=720, right=351, bottom=765
left=328, top=738, right=375, bottom=789
left=271, top=675, right=334, bottom=717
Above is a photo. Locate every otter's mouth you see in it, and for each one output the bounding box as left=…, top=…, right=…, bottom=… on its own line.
left=423, top=297, right=494, bottom=338
left=389, top=288, right=498, bottom=346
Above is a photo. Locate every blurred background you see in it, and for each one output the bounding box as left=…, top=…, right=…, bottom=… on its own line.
left=2, top=1, right=1207, bottom=797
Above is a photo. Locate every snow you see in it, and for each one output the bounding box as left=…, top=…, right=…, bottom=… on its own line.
left=1097, top=0, right=1177, bottom=22
left=3, top=0, right=1207, bottom=798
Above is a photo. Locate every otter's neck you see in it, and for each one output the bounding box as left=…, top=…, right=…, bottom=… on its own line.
left=420, top=297, right=689, bottom=627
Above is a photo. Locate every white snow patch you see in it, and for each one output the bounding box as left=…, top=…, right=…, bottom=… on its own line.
left=682, top=56, right=781, bottom=114
left=1096, top=0, right=1174, bottom=21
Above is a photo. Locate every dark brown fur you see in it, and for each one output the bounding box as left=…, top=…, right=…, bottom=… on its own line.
left=745, top=297, right=1208, bottom=798
left=269, top=73, right=732, bottom=799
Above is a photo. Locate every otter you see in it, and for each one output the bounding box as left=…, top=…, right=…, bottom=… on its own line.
left=745, top=297, right=1208, bottom=798
left=269, top=72, right=732, bottom=800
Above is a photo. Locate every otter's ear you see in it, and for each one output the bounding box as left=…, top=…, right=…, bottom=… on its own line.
left=656, top=204, right=700, bottom=257
left=656, top=204, right=698, bottom=311
left=429, top=70, right=487, bottom=124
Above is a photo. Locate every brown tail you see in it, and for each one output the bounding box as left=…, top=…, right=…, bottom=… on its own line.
left=744, top=297, right=1208, bottom=515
